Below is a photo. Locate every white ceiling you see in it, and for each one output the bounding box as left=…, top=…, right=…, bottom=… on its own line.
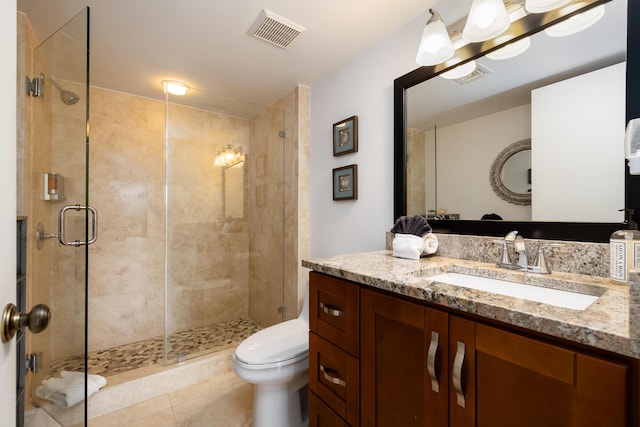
left=16, top=0, right=464, bottom=108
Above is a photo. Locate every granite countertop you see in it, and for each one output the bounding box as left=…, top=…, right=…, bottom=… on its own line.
left=302, top=250, right=640, bottom=359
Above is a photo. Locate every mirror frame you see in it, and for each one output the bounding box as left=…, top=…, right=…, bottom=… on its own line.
left=394, top=0, right=640, bottom=242
left=489, top=138, right=531, bottom=206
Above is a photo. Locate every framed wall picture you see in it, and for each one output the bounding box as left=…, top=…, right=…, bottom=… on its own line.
left=333, top=115, right=358, bottom=156
left=333, top=164, right=358, bottom=201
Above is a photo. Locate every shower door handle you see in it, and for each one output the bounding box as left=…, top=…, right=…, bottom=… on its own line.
left=58, top=204, right=98, bottom=246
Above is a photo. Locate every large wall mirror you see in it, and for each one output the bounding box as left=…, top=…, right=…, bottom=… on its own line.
left=394, top=0, right=640, bottom=242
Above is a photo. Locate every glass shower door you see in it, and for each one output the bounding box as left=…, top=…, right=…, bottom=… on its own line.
left=27, top=8, right=90, bottom=426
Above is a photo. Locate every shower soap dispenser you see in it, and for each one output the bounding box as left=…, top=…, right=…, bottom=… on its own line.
left=625, top=118, right=640, bottom=175
left=610, top=228, right=640, bottom=285
left=43, top=173, right=64, bottom=201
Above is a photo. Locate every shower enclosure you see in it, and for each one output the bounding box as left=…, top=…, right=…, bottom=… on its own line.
left=19, top=6, right=296, bottom=426
left=19, top=7, right=91, bottom=426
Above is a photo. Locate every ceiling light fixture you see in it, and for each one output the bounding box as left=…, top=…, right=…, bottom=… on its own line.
left=162, top=80, right=190, bottom=96
left=525, top=0, right=571, bottom=13
left=544, top=4, right=605, bottom=37
left=462, top=0, right=510, bottom=42
left=440, top=60, right=478, bottom=80
left=416, top=9, right=455, bottom=66
left=486, top=36, right=531, bottom=59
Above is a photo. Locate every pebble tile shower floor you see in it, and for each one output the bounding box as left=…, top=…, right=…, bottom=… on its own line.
left=49, top=318, right=261, bottom=377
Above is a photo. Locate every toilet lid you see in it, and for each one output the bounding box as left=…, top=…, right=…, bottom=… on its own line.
left=235, top=318, right=309, bottom=365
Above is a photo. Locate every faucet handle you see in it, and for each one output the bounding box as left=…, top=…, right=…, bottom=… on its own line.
left=532, top=243, right=564, bottom=274
left=491, top=239, right=511, bottom=265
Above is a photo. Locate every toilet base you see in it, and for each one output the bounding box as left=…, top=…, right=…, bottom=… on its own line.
left=252, top=375, right=308, bottom=427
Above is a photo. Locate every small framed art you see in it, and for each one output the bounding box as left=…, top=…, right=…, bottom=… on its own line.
left=333, top=164, right=358, bottom=201
left=333, top=115, right=358, bottom=156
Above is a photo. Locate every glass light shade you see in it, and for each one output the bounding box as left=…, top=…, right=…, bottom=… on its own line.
left=544, top=4, right=605, bottom=37
left=462, top=0, right=510, bottom=43
left=440, top=60, right=477, bottom=80
left=162, top=80, right=190, bottom=96
left=416, top=19, right=454, bottom=66
left=525, top=0, right=571, bottom=13
left=486, top=36, right=531, bottom=60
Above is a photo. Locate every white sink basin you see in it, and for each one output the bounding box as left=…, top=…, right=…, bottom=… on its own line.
left=427, top=272, right=599, bottom=310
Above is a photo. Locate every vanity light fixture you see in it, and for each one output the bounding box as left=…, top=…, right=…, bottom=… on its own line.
left=162, top=80, right=190, bottom=96
left=462, top=0, right=510, bottom=42
left=525, top=0, right=571, bottom=13
left=416, top=9, right=455, bottom=66
left=544, top=4, right=605, bottom=37
left=214, top=144, right=244, bottom=168
left=486, top=36, right=531, bottom=59
left=440, top=60, right=477, bottom=80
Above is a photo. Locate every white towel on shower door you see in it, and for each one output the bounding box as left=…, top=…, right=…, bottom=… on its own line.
left=34, top=370, right=107, bottom=409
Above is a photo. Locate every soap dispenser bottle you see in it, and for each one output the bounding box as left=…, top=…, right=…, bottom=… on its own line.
left=610, top=228, right=640, bottom=284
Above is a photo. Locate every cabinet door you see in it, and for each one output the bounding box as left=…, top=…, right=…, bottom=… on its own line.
left=473, top=323, right=630, bottom=427
left=448, top=315, right=476, bottom=427
left=361, top=289, right=448, bottom=426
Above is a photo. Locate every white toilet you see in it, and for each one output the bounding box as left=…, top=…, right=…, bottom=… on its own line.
left=233, top=285, right=309, bottom=427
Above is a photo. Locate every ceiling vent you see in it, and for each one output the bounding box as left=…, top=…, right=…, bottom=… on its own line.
left=249, top=9, right=306, bottom=49
left=454, top=63, right=492, bottom=84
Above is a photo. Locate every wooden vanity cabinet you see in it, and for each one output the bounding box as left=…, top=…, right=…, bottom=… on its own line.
left=309, top=272, right=360, bottom=426
left=309, top=272, right=632, bottom=426
left=360, top=288, right=449, bottom=426
left=449, top=316, right=630, bottom=427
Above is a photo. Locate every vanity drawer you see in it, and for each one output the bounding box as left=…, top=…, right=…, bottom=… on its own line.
left=309, top=391, right=350, bottom=427
left=309, top=333, right=359, bottom=426
left=309, top=272, right=359, bottom=356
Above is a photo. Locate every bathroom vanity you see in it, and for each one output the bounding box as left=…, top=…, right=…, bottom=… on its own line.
left=304, top=251, right=640, bottom=426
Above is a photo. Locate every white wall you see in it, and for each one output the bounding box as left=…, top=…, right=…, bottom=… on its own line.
left=309, top=13, right=426, bottom=257
left=1, top=0, right=17, bottom=423
left=438, top=104, right=531, bottom=221
left=531, top=62, right=625, bottom=222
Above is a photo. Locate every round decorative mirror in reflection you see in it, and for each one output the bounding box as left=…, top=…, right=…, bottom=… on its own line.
left=489, top=138, right=532, bottom=205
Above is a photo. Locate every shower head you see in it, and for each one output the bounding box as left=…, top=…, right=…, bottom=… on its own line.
left=39, top=73, right=80, bottom=105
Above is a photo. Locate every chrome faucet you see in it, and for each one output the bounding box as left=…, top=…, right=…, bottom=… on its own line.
left=492, top=232, right=564, bottom=274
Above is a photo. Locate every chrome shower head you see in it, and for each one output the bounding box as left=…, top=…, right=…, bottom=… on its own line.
left=39, top=73, right=80, bottom=105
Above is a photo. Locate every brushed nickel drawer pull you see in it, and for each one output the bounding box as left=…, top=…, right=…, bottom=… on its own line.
left=319, top=302, right=345, bottom=318
left=427, top=331, right=440, bottom=393
left=320, top=364, right=346, bottom=387
left=453, top=341, right=466, bottom=408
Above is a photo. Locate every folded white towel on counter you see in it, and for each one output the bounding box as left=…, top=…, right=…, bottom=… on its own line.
left=423, top=233, right=439, bottom=256
left=392, top=233, right=425, bottom=260
left=35, top=371, right=107, bottom=409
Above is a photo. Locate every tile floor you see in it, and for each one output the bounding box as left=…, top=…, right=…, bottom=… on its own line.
left=86, top=370, right=254, bottom=426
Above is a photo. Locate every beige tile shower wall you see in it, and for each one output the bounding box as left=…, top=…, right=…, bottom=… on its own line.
left=248, top=107, right=286, bottom=327
left=165, top=103, right=251, bottom=336
left=268, top=86, right=310, bottom=321
left=87, top=88, right=166, bottom=352
left=407, top=128, right=426, bottom=216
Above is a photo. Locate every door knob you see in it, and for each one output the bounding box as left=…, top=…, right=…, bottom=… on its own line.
left=1, top=303, right=51, bottom=343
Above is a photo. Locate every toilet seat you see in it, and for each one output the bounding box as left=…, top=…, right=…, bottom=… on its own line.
left=234, top=318, right=309, bottom=367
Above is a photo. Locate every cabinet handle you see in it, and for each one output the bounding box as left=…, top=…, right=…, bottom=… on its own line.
left=320, top=364, right=346, bottom=387
left=319, top=302, right=345, bottom=318
left=427, top=331, right=440, bottom=393
left=453, top=341, right=466, bottom=408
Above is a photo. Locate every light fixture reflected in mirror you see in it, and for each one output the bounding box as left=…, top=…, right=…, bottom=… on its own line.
left=462, top=0, right=510, bottom=42
left=486, top=36, right=531, bottom=59
left=525, top=0, right=572, bottom=13
left=545, top=4, right=605, bottom=37
left=440, top=60, right=477, bottom=79
left=214, top=144, right=244, bottom=168
left=162, top=79, right=190, bottom=96
left=416, top=9, right=455, bottom=66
